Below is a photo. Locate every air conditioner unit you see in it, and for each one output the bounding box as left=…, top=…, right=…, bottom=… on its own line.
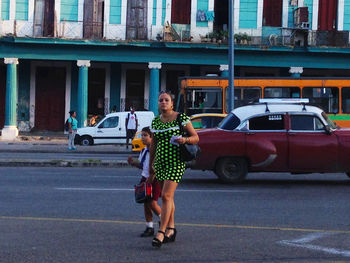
left=294, top=7, right=309, bottom=27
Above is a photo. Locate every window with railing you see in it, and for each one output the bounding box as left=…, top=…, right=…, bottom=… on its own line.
left=264, top=87, right=301, bottom=98
left=303, top=87, right=339, bottom=114
left=341, top=87, right=350, bottom=113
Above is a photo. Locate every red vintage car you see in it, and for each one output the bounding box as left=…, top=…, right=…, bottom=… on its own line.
left=192, top=100, right=350, bottom=182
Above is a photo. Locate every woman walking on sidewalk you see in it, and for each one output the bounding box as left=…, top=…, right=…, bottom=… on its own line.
left=148, top=91, right=199, bottom=248
left=67, top=111, right=78, bottom=151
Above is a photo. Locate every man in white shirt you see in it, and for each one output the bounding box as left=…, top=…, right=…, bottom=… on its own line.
left=125, top=107, right=138, bottom=149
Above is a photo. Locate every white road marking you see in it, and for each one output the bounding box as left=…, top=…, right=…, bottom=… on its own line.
left=279, top=232, right=350, bottom=257
left=55, top=187, right=249, bottom=193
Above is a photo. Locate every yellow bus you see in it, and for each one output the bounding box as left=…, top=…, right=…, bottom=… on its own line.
left=176, top=77, right=350, bottom=127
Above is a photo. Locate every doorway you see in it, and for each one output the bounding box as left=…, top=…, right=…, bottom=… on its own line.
left=126, top=69, right=145, bottom=110
left=83, top=0, right=104, bottom=39
left=126, top=0, right=148, bottom=40
left=263, top=0, right=282, bottom=27
left=0, top=65, right=6, bottom=128
left=88, top=68, right=106, bottom=116
left=35, top=67, right=66, bottom=131
left=318, top=0, right=338, bottom=31
left=214, top=0, right=228, bottom=31
left=33, top=0, right=55, bottom=37
left=171, top=0, right=191, bottom=24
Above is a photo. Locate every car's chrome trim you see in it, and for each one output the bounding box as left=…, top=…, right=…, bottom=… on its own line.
left=251, top=154, right=277, bottom=168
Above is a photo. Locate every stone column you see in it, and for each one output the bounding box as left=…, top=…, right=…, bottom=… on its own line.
left=289, top=67, right=303, bottom=78
left=2, top=58, right=19, bottom=140
left=220, top=64, right=229, bottom=77
left=148, top=62, right=162, bottom=115
left=77, top=60, right=90, bottom=128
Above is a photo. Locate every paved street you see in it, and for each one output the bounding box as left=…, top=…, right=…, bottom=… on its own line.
left=0, top=152, right=136, bottom=161
left=0, top=167, right=349, bottom=262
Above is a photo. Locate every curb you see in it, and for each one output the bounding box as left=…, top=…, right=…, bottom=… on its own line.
left=0, top=160, right=131, bottom=168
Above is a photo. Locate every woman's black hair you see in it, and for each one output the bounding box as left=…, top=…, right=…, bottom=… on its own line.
left=141, top=126, right=153, bottom=137
left=69, top=110, right=75, bottom=116
left=159, top=90, right=175, bottom=101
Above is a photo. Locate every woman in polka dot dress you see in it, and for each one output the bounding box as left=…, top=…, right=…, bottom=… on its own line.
left=148, top=91, right=199, bottom=248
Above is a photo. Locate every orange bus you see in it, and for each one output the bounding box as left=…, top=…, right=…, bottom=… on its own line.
left=176, top=77, right=350, bottom=127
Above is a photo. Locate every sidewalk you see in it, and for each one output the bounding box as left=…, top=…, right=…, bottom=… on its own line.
left=0, top=132, right=135, bottom=167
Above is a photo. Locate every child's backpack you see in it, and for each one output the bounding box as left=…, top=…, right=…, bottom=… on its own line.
left=64, top=118, right=71, bottom=131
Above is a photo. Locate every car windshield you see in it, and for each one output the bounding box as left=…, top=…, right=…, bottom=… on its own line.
left=218, top=113, right=241, bottom=130
left=321, top=112, right=337, bottom=129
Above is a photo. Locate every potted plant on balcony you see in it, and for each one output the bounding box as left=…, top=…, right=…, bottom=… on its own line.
left=241, top=33, right=251, bottom=44
left=218, top=30, right=228, bottom=44
left=234, top=33, right=242, bottom=44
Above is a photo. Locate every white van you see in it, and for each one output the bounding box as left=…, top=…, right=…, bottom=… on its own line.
left=76, top=111, right=155, bottom=146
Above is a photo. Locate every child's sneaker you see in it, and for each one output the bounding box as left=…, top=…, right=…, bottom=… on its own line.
left=68, top=147, right=72, bottom=151
left=140, top=227, right=154, bottom=237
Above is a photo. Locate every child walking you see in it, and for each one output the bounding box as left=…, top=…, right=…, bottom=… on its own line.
left=128, top=127, right=161, bottom=237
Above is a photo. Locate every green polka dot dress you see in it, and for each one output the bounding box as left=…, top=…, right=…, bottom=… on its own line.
left=151, top=113, right=190, bottom=183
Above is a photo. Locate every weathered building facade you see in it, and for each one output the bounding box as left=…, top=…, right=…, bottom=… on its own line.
left=1, top=0, right=350, bottom=139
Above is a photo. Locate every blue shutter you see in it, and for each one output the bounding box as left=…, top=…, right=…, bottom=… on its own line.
left=110, top=0, right=122, bottom=24
left=16, top=0, right=28, bottom=20
left=61, top=0, right=78, bottom=21
left=1, top=0, right=10, bottom=20
left=239, top=0, right=258, bottom=29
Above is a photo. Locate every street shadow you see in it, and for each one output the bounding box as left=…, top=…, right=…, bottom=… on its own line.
left=182, top=172, right=350, bottom=187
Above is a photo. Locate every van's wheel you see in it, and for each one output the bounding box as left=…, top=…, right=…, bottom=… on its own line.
left=80, top=136, right=93, bottom=146
left=215, top=157, right=247, bottom=183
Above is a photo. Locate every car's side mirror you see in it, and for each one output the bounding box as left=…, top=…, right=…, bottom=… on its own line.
left=325, top=125, right=333, bottom=135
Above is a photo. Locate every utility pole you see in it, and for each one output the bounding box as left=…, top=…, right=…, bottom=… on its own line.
left=228, top=0, right=235, bottom=111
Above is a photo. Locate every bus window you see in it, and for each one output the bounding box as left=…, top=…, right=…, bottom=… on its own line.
left=225, top=87, right=261, bottom=111
left=303, top=87, right=339, bottom=114
left=341, top=87, right=350, bottom=113
left=264, top=87, right=300, bottom=98
left=184, top=87, right=223, bottom=115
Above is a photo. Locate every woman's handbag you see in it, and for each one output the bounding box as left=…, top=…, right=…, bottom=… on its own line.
left=134, top=182, right=152, bottom=203
left=176, top=114, right=201, bottom=162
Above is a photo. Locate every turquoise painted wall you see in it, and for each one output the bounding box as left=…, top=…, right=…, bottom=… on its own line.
left=197, top=0, right=208, bottom=27
left=1, top=0, right=10, bottom=20
left=18, top=60, right=30, bottom=122
left=344, top=0, right=350, bottom=30
left=304, top=0, right=313, bottom=29
left=61, top=0, right=78, bottom=21
left=239, top=0, right=257, bottom=29
left=110, top=0, right=122, bottom=24
left=15, top=0, right=28, bottom=21
left=110, top=64, right=121, bottom=112
left=152, top=0, right=157, bottom=25
left=162, top=0, right=166, bottom=25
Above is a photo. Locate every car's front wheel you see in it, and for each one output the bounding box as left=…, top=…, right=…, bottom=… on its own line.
left=346, top=172, right=350, bottom=178
left=215, top=157, right=248, bottom=183
left=80, top=135, right=93, bottom=146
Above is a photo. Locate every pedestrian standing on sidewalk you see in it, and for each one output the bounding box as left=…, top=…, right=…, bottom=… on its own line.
left=148, top=91, right=199, bottom=248
left=125, top=107, right=138, bottom=149
left=128, top=127, right=161, bottom=237
left=68, top=110, right=78, bottom=151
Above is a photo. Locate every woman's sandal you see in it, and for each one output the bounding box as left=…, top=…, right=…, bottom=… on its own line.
left=152, top=230, right=165, bottom=248
left=163, top=227, right=177, bottom=243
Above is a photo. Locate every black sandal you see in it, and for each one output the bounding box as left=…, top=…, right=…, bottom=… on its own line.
left=152, top=230, right=165, bottom=248
left=163, top=227, right=177, bottom=243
